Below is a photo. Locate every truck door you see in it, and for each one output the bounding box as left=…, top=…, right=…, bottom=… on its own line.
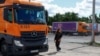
left=0, top=8, right=13, bottom=33
left=0, top=20, right=5, bottom=33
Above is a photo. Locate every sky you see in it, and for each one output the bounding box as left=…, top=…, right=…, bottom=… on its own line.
left=34, top=0, right=100, bottom=17
left=52, top=0, right=82, bottom=8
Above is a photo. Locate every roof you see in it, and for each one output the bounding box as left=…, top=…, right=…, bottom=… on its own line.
left=14, top=0, right=43, bottom=6
left=0, top=0, right=43, bottom=7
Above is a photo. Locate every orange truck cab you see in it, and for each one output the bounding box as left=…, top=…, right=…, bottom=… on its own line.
left=0, top=0, right=48, bottom=55
left=78, top=22, right=90, bottom=35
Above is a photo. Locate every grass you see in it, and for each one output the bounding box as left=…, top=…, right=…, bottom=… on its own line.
left=68, top=42, right=100, bottom=47
left=85, top=42, right=100, bottom=47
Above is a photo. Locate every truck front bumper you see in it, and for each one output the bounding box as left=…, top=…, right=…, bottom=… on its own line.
left=12, top=44, right=48, bottom=55
left=8, top=38, right=48, bottom=55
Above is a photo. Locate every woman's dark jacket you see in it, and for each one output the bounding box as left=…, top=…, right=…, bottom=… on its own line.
left=54, top=31, right=63, bottom=40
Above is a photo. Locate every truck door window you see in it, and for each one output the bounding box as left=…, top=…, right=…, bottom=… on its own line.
left=4, top=9, right=13, bottom=23
left=0, top=0, right=5, bottom=4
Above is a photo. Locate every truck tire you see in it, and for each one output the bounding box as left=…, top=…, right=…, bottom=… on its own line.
left=1, top=41, right=9, bottom=56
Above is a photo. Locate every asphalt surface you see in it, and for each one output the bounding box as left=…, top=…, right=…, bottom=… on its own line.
left=39, top=33, right=100, bottom=56
left=1, top=33, right=100, bottom=56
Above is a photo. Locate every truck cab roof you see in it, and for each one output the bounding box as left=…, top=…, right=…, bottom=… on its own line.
left=0, top=0, right=43, bottom=7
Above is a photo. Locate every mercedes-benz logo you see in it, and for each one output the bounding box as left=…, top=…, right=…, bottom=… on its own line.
left=31, top=32, right=37, bottom=37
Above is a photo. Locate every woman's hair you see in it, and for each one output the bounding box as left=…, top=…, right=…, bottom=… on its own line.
left=56, top=28, right=60, bottom=33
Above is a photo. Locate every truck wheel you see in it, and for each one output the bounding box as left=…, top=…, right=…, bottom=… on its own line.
left=1, top=41, right=9, bottom=56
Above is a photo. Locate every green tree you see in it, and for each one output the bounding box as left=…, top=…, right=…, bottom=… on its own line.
left=63, top=12, right=78, bottom=21
left=53, top=13, right=63, bottom=22
left=48, top=12, right=100, bottom=25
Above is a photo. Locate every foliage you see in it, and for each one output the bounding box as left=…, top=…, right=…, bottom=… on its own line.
left=48, top=12, right=100, bottom=25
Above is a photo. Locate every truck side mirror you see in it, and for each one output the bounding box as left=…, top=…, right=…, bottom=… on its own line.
left=0, top=0, right=5, bottom=4
left=45, top=10, right=48, bottom=23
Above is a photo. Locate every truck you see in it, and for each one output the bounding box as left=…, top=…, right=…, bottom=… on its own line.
left=0, top=0, right=49, bottom=56
left=52, top=22, right=90, bottom=35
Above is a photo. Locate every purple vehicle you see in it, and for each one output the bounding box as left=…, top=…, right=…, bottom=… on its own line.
left=52, top=22, right=90, bottom=35
left=52, top=22, right=78, bottom=33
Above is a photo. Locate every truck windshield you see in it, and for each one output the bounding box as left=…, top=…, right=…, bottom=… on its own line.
left=83, top=26, right=90, bottom=30
left=14, top=6, right=46, bottom=24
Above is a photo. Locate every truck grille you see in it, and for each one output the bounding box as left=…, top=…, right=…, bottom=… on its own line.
left=25, top=46, right=43, bottom=50
left=21, top=31, right=45, bottom=41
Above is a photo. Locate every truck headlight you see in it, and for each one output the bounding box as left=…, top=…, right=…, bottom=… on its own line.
left=14, top=40, right=23, bottom=47
left=43, top=39, right=48, bottom=45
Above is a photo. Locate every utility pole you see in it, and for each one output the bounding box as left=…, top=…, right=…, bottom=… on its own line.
left=90, top=0, right=96, bottom=45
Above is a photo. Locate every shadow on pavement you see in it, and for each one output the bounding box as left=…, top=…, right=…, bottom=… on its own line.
left=67, top=45, right=88, bottom=51
left=47, top=51, right=58, bottom=55
left=33, top=55, right=43, bottom=56
left=22, top=54, right=44, bottom=56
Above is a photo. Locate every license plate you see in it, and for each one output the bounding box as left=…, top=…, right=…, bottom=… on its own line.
left=30, top=50, right=39, bottom=53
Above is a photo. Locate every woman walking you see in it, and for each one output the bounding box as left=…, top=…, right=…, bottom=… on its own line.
left=54, top=28, right=63, bottom=51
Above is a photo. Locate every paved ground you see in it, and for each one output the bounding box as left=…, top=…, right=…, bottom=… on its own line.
left=1, top=33, right=100, bottom=56
left=39, top=33, right=100, bottom=56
